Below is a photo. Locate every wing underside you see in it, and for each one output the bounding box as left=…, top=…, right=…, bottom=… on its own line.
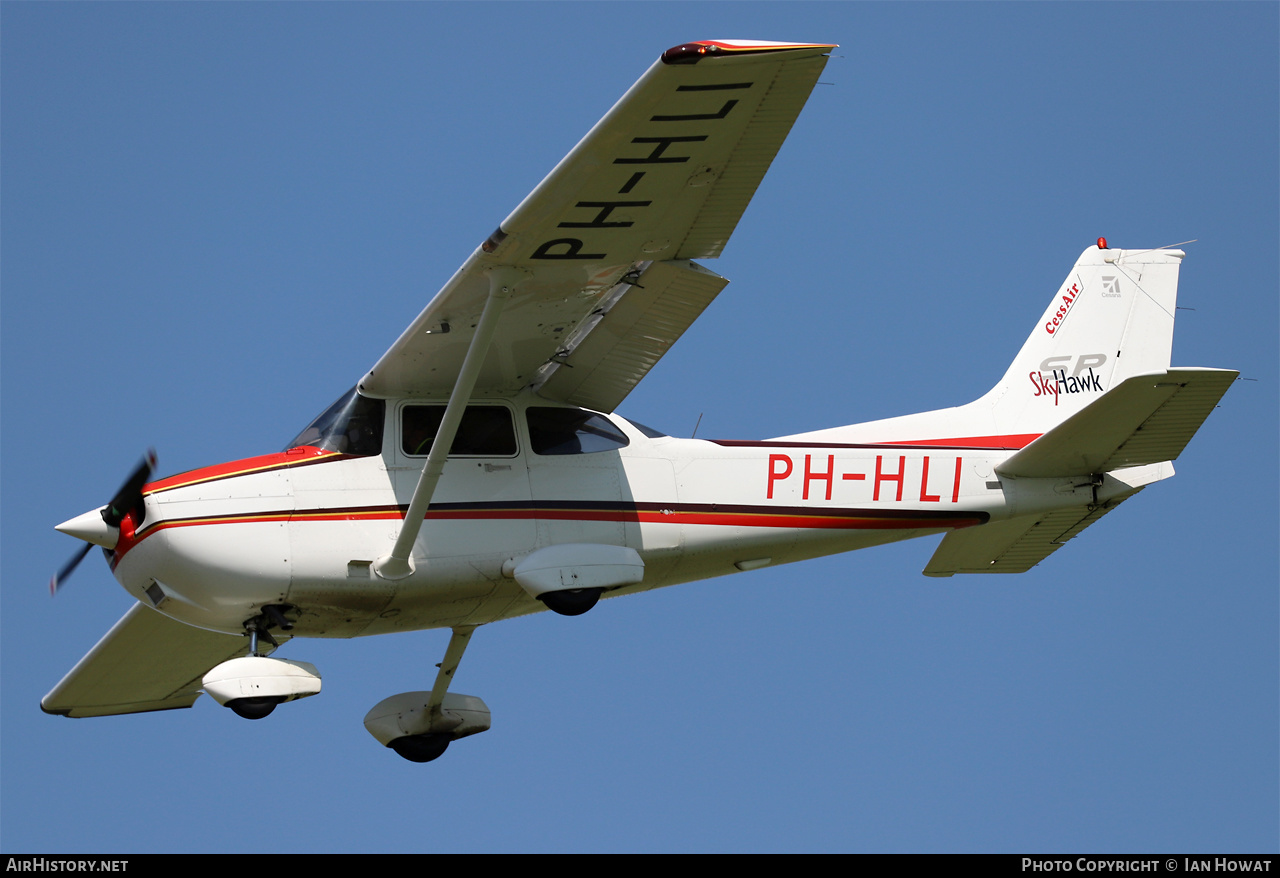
left=359, top=41, right=835, bottom=406
left=533, top=259, right=730, bottom=413
left=43, top=604, right=281, bottom=718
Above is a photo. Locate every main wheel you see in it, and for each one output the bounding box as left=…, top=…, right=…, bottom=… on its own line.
left=539, top=587, right=604, bottom=616
left=389, top=733, right=451, bottom=763
left=227, top=696, right=282, bottom=720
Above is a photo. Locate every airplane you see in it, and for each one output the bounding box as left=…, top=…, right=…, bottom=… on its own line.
left=43, top=39, right=1236, bottom=764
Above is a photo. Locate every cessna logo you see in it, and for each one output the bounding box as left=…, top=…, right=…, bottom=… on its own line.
left=1101, top=275, right=1122, bottom=298
left=1030, top=353, right=1107, bottom=405
left=1044, top=281, right=1082, bottom=334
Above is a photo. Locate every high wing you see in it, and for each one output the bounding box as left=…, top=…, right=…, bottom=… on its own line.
left=42, top=604, right=289, bottom=717
left=358, top=40, right=835, bottom=413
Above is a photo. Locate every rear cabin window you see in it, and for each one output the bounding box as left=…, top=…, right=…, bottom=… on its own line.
left=526, top=407, right=630, bottom=455
left=623, top=417, right=668, bottom=438
left=402, top=405, right=517, bottom=457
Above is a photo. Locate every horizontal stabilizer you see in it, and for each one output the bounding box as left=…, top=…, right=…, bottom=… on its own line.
left=43, top=603, right=283, bottom=718
left=996, top=368, right=1237, bottom=478
left=924, top=497, right=1137, bottom=577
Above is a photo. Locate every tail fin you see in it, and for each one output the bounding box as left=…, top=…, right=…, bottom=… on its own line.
left=780, top=243, right=1189, bottom=445
left=981, top=243, right=1183, bottom=438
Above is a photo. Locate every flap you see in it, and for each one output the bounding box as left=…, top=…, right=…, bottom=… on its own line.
left=534, top=259, right=730, bottom=412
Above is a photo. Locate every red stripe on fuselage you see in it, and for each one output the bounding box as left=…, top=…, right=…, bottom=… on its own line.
left=714, top=434, right=1040, bottom=451
left=119, top=502, right=986, bottom=563
left=143, top=446, right=347, bottom=495
left=118, top=443, right=995, bottom=566
left=882, top=434, right=1041, bottom=449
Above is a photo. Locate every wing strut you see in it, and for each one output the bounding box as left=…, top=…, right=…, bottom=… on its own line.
left=374, top=268, right=524, bottom=581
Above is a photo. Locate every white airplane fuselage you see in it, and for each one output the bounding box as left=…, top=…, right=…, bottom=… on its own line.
left=111, top=391, right=1130, bottom=640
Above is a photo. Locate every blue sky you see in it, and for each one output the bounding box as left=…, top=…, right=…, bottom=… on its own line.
left=3, top=2, right=1276, bottom=854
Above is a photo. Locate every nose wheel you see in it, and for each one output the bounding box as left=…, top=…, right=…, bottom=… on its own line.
left=224, top=615, right=285, bottom=719
left=203, top=607, right=319, bottom=720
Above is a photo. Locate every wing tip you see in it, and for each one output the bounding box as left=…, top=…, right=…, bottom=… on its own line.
left=661, top=40, right=838, bottom=65
left=40, top=697, right=71, bottom=716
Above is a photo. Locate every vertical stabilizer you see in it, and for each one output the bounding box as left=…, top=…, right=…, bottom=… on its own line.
left=781, top=244, right=1189, bottom=446
left=980, top=244, right=1184, bottom=438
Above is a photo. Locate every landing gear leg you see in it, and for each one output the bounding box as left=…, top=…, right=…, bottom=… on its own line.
left=383, top=626, right=477, bottom=763
left=220, top=608, right=299, bottom=720
left=243, top=605, right=295, bottom=657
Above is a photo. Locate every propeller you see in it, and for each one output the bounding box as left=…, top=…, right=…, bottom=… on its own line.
left=50, top=449, right=157, bottom=596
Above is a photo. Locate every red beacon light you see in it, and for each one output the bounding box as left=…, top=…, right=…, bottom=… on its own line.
left=1097, top=237, right=1109, bottom=250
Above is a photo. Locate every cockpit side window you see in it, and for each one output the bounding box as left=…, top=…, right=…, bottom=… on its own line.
left=402, top=405, right=517, bottom=457
left=526, top=407, right=630, bottom=455
left=286, top=387, right=385, bottom=456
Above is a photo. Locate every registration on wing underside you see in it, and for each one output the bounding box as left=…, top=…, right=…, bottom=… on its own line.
left=359, top=45, right=834, bottom=401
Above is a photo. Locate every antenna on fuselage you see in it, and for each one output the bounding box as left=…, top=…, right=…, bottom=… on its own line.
left=691, top=412, right=703, bottom=439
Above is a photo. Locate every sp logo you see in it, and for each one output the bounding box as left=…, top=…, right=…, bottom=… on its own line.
left=1029, top=354, right=1108, bottom=405
left=1039, top=353, right=1107, bottom=376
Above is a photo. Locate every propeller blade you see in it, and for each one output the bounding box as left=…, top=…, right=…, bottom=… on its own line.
left=50, top=543, right=94, bottom=596
left=102, top=448, right=157, bottom=528
left=50, top=448, right=157, bottom=596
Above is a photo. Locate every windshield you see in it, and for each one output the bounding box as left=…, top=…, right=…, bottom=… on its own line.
left=285, top=386, right=385, bottom=456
